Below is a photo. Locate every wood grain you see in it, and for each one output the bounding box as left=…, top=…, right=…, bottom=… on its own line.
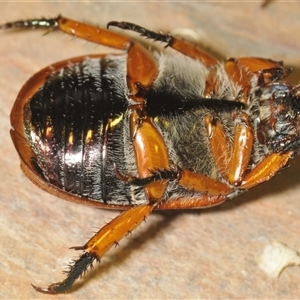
left=1, top=2, right=300, bottom=299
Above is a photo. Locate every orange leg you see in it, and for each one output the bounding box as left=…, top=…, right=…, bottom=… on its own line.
left=178, top=169, right=232, bottom=195
left=204, top=58, right=251, bottom=101
left=107, top=21, right=218, bottom=67
left=204, top=57, right=291, bottom=102
left=1, top=16, right=159, bottom=101
left=204, top=111, right=293, bottom=190
left=237, top=57, right=284, bottom=74
left=204, top=112, right=253, bottom=186
left=116, top=166, right=233, bottom=198
left=55, top=17, right=159, bottom=100
left=224, top=59, right=251, bottom=104
left=158, top=195, right=227, bottom=209
left=203, top=115, right=231, bottom=179
left=117, top=111, right=252, bottom=200
left=240, top=151, right=293, bottom=189
left=227, top=112, right=254, bottom=186
left=32, top=203, right=156, bottom=294
left=129, top=110, right=170, bottom=201
left=1, top=15, right=130, bottom=49
left=236, top=57, right=292, bottom=84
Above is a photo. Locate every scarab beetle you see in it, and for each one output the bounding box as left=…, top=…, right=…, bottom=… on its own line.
left=2, top=15, right=300, bottom=294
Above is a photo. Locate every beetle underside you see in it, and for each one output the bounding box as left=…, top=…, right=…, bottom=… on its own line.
left=2, top=15, right=300, bottom=293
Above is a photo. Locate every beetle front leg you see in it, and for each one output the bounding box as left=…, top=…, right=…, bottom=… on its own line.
left=32, top=204, right=155, bottom=294
left=240, top=151, right=293, bottom=189
left=204, top=112, right=254, bottom=186
left=204, top=111, right=294, bottom=190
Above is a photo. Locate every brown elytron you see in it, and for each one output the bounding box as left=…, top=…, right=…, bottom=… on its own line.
left=1, top=16, right=300, bottom=293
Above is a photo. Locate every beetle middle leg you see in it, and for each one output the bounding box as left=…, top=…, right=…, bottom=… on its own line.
left=107, top=21, right=218, bottom=67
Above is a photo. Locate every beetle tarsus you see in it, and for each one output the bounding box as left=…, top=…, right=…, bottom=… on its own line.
left=0, top=16, right=60, bottom=30
left=31, top=283, right=63, bottom=294
left=107, top=21, right=173, bottom=45
left=31, top=252, right=96, bottom=294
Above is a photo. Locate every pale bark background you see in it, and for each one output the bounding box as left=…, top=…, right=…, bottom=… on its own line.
left=1, top=2, right=300, bottom=299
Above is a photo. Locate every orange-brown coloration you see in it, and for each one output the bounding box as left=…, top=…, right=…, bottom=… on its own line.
left=130, top=111, right=170, bottom=200
left=240, top=151, right=293, bottom=189
left=228, top=113, right=254, bottom=186
left=237, top=57, right=283, bottom=73
left=126, top=44, right=158, bottom=98
left=204, top=115, right=231, bottom=179
left=204, top=67, right=219, bottom=97
left=171, top=37, right=217, bottom=67
left=58, top=17, right=130, bottom=50
left=10, top=55, right=132, bottom=210
left=157, top=195, right=227, bottom=209
left=2, top=15, right=299, bottom=294
left=225, top=59, right=251, bottom=104
left=178, top=169, right=232, bottom=195
left=84, top=204, right=155, bottom=257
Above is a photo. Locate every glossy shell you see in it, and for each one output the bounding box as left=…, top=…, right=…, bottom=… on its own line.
left=5, top=15, right=300, bottom=294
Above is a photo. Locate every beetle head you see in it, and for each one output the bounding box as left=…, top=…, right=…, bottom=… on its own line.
left=255, top=82, right=300, bottom=153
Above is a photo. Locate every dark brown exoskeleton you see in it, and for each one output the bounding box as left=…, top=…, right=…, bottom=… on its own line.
left=1, top=16, right=300, bottom=293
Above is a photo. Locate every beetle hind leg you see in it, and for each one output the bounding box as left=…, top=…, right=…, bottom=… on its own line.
left=0, top=16, right=60, bottom=30
left=1, top=15, right=131, bottom=50
left=31, top=204, right=155, bottom=294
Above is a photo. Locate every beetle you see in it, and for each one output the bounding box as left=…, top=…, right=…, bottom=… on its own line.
left=1, top=15, right=300, bottom=294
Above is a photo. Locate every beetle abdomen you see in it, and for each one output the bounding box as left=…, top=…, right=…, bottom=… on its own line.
left=24, top=55, right=134, bottom=204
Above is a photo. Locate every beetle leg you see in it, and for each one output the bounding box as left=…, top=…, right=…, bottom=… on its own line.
left=177, top=168, right=232, bottom=195
left=32, top=203, right=156, bottom=294
left=107, top=21, right=218, bottom=67
left=224, top=58, right=252, bottom=105
left=227, top=112, right=254, bottom=186
left=237, top=57, right=285, bottom=75
left=52, top=16, right=159, bottom=100
left=129, top=110, right=170, bottom=200
left=204, top=111, right=254, bottom=187
left=204, top=58, right=252, bottom=103
left=0, top=15, right=131, bottom=50
left=203, top=115, right=231, bottom=179
left=119, top=109, right=234, bottom=197
left=203, top=109, right=293, bottom=190
left=126, top=44, right=158, bottom=100
left=158, top=195, right=227, bottom=209
left=116, top=163, right=232, bottom=205
left=240, top=151, right=293, bottom=189
left=236, top=57, right=292, bottom=84
left=1, top=16, right=159, bottom=101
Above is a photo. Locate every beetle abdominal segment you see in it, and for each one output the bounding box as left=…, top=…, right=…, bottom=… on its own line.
left=3, top=15, right=300, bottom=293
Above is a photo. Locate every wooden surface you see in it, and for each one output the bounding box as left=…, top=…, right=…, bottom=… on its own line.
left=1, top=2, right=300, bottom=299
